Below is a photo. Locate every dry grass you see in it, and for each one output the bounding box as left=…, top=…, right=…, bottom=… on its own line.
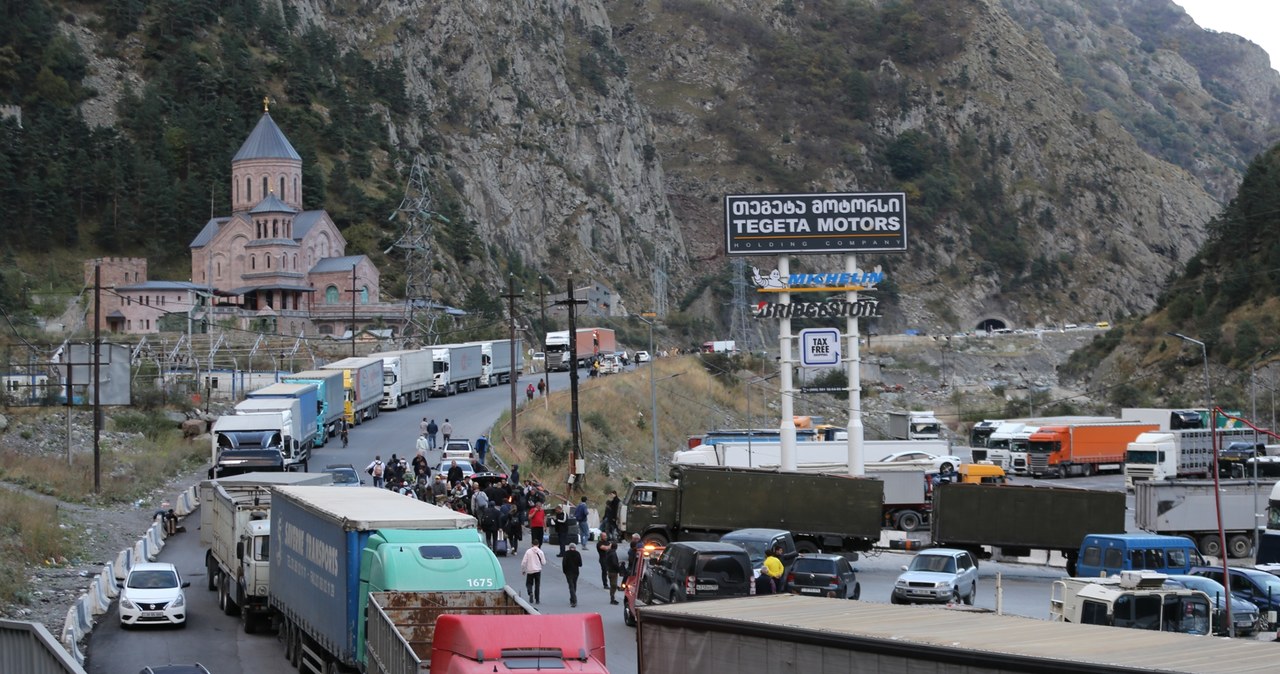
left=0, top=489, right=76, bottom=603
left=491, top=356, right=752, bottom=503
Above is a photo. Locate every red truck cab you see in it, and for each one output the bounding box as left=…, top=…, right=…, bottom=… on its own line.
left=429, top=614, right=608, bottom=673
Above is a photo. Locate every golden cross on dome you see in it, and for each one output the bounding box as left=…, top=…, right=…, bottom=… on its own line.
left=263, top=96, right=269, bottom=113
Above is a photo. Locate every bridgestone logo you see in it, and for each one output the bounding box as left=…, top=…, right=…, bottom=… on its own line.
left=754, top=299, right=880, bottom=318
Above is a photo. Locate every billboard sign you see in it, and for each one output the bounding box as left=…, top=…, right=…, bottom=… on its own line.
left=725, top=192, right=907, bottom=255
left=753, top=298, right=881, bottom=319
left=800, top=328, right=841, bottom=367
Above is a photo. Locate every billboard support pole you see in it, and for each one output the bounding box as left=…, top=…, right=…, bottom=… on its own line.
left=847, top=253, right=865, bottom=477
left=778, top=256, right=796, bottom=471
left=93, top=261, right=102, bottom=494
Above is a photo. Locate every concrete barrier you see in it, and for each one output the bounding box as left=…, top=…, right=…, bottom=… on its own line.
left=89, top=579, right=110, bottom=615
left=100, top=564, right=117, bottom=598
left=148, top=521, right=165, bottom=550
left=62, top=607, right=82, bottom=645
left=133, top=538, right=149, bottom=564
left=64, top=634, right=86, bottom=665
left=75, top=597, right=92, bottom=634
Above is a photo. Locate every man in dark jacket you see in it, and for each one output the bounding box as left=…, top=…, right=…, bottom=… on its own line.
left=552, top=505, right=570, bottom=557
left=562, top=542, right=583, bottom=608
left=446, top=460, right=464, bottom=487
left=602, top=490, right=621, bottom=539
left=597, top=534, right=621, bottom=604
left=481, top=502, right=501, bottom=549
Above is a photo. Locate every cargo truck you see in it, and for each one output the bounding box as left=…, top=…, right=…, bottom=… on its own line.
left=672, top=439, right=954, bottom=468
left=234, top=396, right=316, bottom=467
left=322, top=356, right=384, bottom=425
left=282, top=369, right=346, bottom=440
left=887, top=411, right=942, bottom=441
left=375, top=349, right=436, bottom=409
left=198, top=472, right=333, bottom=632
left=544, top=328, right=616, bottom=371
left=430, top=343, right=483, bottom=396
left=929, top=483, right=1126, bottom=575
left=211, top=405, right=308, bottom=474
left=464, top=339, right=523, bottom=387
left=366, top=592, right=608, bottom=674
left=701, top=340, right=736, bottom=353
left=636, top=595, right=1273, bottom=674
left=1026, top=422, right=1157, bottom=477
left=1134, top=478, right=1275, bottom=558
left=269, top=485, right=496, bottom=673
left=1124, top=428, right=1262, bottom=483
left=246, top=383, right=322, bottom=448
left=620, top=465, right=883, bottom=553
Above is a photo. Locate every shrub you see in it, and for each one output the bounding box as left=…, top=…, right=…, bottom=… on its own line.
left=524, top=428, right=568, bottom=466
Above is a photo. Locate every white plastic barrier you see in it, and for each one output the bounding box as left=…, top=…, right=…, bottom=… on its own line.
left=62, top=607, right=82, bottom=646
left=63, top=632, right=86, bottom=665
left=114, top=547, right=133, bottom=580
left=133, top=538, right=149, bottom=564
left=148, top=521, right=165, bottom=550
left=176, top=487, right=197, bottom=516
left=89, top=578, right=110, bottom=615
left=100, top=564, right=117, bottom=598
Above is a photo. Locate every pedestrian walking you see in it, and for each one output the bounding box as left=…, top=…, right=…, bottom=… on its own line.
left=596, top=534, right=621, bottom=604
left=528, top=501, right=546, bottom=546
left=504, top=503, right=523, bottom=554
left=574, top=496, right=590, bottom=544
left=481, top=501, right=501, bottom=550
left=563, top=542, right=583, bottom=608
left=475, top=435, right=489, bottom=468
left=366, top=456, right=386, bottom=488
left=509, top=464, right=520, bottom=489
left=426, top=419, right=439, bottom=450
left=552, top=505, right=570, bottom=557
left=441, top=418, right=453, bottom=444
left=627, top=533, right=642, bottom=575
left=420, top=417, right=429, bottom=436
left=340, top=420, right=349, bottom=448
left=520, top=543, right=546, bottom=605
left=526, top=382, right=535, bottom=402
left=602, top=491, right=621, bottom=540
left=537, top=378, right=546, bottom=397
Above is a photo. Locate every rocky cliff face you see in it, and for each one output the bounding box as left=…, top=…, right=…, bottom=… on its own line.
left=61, top=0, right=1280, bottom=331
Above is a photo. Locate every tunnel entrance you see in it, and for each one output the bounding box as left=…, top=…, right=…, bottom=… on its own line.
left=976, top=318, right=1008, bottom=332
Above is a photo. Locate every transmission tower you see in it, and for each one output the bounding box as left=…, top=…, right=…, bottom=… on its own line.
left=729, top=257, right=755, bottom=351
left=387, top=155, right=448, bottom=346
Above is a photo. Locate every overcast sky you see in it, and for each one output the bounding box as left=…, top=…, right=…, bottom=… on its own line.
left=1176, top=0, right=1279, bottom=71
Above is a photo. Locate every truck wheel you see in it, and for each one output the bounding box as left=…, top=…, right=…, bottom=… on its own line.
left=623, top=600, right=636, bottom=627
left=1228, top=534, right=1252, bottom=559
left=217, top=575, right=232, bottom=615
left=1200, top=534, right=1222, bottom=558
left=642, top=532, right=668, bottom=548
left=283, top=620, right=295, bottom=662
left=1081, top=463, right=1093, bottom=477
left=205, top=553, right=217, bottom=591
left=795, top=541, right=820, bottom=555
left=896, top=511, right=922, bottom=533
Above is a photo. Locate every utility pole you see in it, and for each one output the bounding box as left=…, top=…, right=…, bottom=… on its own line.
left=350, top=262, right=358, bottom=356
left=502, top=275, right=524, bottom=440
left=93, top=261, right=102, bottom=494
left=553, top=273, right=586, bottom=488
left=538, top=276, right=548, bottom=352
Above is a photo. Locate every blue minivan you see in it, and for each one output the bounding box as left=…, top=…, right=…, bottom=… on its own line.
left=1075, top=534, right=1203, bottom=578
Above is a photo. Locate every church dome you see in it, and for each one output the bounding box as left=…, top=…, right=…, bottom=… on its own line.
left=233, top=112, right=301, bottom=162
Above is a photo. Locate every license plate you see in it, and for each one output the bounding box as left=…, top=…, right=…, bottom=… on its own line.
left=695, top=583, right=718, bottom=591
left=142, top=611, right=164, bottom=618
left=1237, top=620, right=1253, bottom=627
left=799, top=588, right=820, bottom=594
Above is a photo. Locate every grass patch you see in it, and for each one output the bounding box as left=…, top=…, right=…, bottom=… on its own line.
left=0, top=489, right=77, bottom=604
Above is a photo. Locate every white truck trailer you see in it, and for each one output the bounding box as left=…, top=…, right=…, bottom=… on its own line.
left=1134, top=478, right=1275, bottom=558
left=465, top=339, right=523, bottom=387
left=199, top=471, right=332, bottom=632
left=282, top=369, right=346, bottom=439
left=321, top=356, right=384, bottom=424
left=430, top=343, right=483, bottom=396
left=212, top=405, right=308, bottom=474
left=1124, top=428, right=1261, bottom=483
left=374, top=349, right=435, bottom=410
left=886, top=411, right=942, bottom=441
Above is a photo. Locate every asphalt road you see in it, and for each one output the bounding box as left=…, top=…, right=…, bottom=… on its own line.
left=84, top=370, right=1269, bottom=672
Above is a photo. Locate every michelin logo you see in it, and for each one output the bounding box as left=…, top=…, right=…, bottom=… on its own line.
left=751, top=266, right=884, bottom=292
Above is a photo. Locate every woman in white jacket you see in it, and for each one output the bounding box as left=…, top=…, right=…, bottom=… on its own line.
left=520, top=542, right=546, bottom=605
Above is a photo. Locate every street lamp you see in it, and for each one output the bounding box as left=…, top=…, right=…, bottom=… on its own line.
left=1168, top=331, right=1233, bottom=636
left=746, top=372, right=781, bottom=464
left=634, top=312, right=660, bottom=481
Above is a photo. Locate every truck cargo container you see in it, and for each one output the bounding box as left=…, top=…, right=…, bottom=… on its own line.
left=322, top=356, right=384, bottom=424
left=269, top=486, right=493, bottom=673
left=198, top=472, right=332, bottom=632
left=430, top=344, right=483, bottom=396
left=887, top=411, right=942, bottom=441
left=544, top=328, right=616, bottom=371
left=463, top=339, right=523, bottom=387
left=365, top=590, right=608, bottom=674
left=701, top=340, right=737, bottom=353
left=673, top=439, right=953, bottom=468
left=282, top=369, right=346, bottom=440
left=246, top=383, right=321, bottom=448
left=1124, top=428, right=1262, bottom=483
left=1134, top=478, right=1275, bottom=558
left=374, top=349, right=436, bottom=409
left=635, top=595, right=1276, bottom=674
left=620, top=465, right=882, bottom=553
left=1121, top=408, right=1210, bottom=430
left=929, top=483, right=1126, bottom=574
left=970, top=416, right=1119, bottom=467
left=1026, top=422, right=1157, bottom=477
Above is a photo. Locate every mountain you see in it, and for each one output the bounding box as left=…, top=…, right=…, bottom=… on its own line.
left=1, top=0, right=1277, bottom=341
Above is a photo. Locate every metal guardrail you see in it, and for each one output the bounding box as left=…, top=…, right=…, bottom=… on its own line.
left=0, top=619, right=88, bottom=674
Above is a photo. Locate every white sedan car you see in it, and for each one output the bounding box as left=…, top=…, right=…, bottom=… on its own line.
left=873, top=450, right=961, bottom=473
left=118, top=562, right=190, bottom=628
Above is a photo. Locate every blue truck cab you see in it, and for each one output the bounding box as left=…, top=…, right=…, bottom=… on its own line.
left=1076, top=533, right=1203, bottom=578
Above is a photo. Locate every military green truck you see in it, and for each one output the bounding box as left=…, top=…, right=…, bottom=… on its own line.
left=621, top=465, right=883, bottom=554
left=929, top=483, right=1126, bottom=576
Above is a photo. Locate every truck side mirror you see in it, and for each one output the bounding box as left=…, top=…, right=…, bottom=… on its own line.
left=237, top=542, right=244, bottom=559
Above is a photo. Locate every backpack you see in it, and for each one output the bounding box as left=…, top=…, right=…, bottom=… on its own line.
left=372, top=462, right=384, bottom=477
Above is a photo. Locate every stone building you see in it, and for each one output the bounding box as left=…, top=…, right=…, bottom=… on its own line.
left=83, top=257, right=207, bottom=335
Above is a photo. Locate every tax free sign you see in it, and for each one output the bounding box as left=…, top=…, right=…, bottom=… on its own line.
left=725, top=192, right=907, bottom=255
left=800, top=328, right=842, bottom=367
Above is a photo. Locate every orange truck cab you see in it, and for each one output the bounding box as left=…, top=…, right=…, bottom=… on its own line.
left=957, top=463, right=1008, bottom=484
left=429, top=613, right=608, bottom=673
left=1027, top=423, right=1157, bottom=478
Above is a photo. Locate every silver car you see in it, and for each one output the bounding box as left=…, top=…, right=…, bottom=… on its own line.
left=891, top=548, right=979, bottom=605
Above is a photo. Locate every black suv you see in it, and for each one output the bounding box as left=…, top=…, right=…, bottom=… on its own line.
left=645, top=541, right=753, bottom=603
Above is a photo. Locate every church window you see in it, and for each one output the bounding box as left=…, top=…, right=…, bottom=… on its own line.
left=293, top=177, right=298, bottom=202
left=360, top=286, right=369, bottom=304
left=325, top=285, right=339, bottom=304
left=262, top=176, right=268, bottom=199
left=273, top=220, right=279, bottom=237
left=246, top=177, right=252, bottom=202
left=279, top=176, right=285, bottom=197
left=266, top=255, right=271, bottom=269
left=318, top=324, right=333, bottom=335
left=292, top=254, right=297, bottom=269
left=251, top=255, right=256, bottom=270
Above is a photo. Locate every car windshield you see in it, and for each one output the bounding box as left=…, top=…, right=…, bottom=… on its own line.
left=908, top=555, right=956, bottom=574
left=326, top=468, right=359, bottom=484
left=792, top=558, right=836, bottom=574
left=1176, top=576, right=1226, bottom=598
left=1251, top=573, right=1280, bottom=597
left=128, top=569, right=179, bottom=589
left=722, top=539, right=767, bottom=566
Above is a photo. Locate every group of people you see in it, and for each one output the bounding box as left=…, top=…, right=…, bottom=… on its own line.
left=520, top=528, right=638, bottom=608
left=418, top=417, right=454, bottom=450
left=523, top=378, right=547, bottom=401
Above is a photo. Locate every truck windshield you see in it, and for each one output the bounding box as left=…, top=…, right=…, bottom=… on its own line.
left=254, top=535, right=269, bottom=561
left=1027, top=440, right=1057, bottom=454
left=382, top=372, right=395, bottom=386
left=1125, top=450, right=1159, bottom=464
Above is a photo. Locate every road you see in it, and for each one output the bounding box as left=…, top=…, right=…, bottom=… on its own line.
left=83, top=376, right=1264, bottom=672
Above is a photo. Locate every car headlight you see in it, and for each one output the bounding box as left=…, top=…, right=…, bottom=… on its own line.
left=120, top=597, right=136, bottom=610
left=895, top=579, right=907, bottom=587
left=171, top=593, right=185, bottom=608
left=937, top=580, right=954, bottom=589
